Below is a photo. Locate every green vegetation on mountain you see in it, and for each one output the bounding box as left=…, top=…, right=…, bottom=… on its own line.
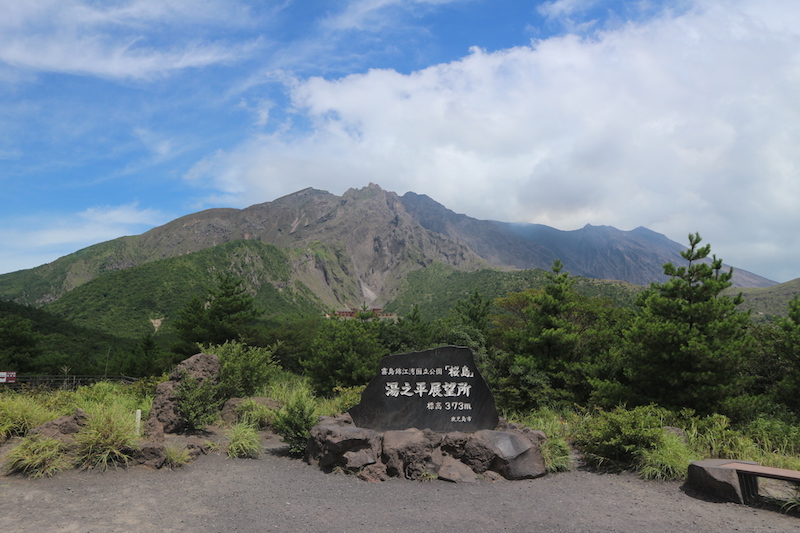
left=0, top=299, right=132, bottom=374
left=384, top=263, right=641, bottom=321
left=44, top=240, right=322, bottom=341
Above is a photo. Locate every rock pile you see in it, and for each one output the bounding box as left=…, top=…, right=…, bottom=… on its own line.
left=306, top=414, right=548, bottom=483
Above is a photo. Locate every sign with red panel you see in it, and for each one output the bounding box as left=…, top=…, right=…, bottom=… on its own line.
left=0, top=371, right=17, bottom=384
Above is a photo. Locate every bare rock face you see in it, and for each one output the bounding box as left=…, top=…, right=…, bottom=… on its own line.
left=146, top=352, right=221, bottom=436
left=382, top=428, right=443, bottom=480
left=306, top=423, right=382, bottom=472
left=29, top=409, right=90, bottom=448
left=169, top=352, right=221, bottom=384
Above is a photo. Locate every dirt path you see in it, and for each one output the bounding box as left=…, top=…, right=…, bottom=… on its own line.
left=2, top=434, right=799, bottom=533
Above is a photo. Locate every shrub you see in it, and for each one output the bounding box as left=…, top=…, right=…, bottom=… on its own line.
left=272, top=387, right=318, bottom=456
left=636, top=431, right=694, bottom=480
left=510, top=408, right=572, bottom=473
left=572, top=405, right=680, bottom=472
left=234, top=399, right=275, bottom=429
left=175, top=372, right=221, bottom=432
left=4, top=434, right=70, bottom=478
left=208, top=341, right=280, bottom=400
left=163, top=444, right=191, bottom=469
left=0, top=394, right=56, bottom=439
left=75, top=404, right=139, bottom=470
left=226, top=423, right=261, bottom=459
left=685, top=413, right=756, bottom=459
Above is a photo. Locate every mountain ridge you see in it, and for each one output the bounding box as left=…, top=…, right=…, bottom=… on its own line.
left=0, top=183, right=777, bottom=310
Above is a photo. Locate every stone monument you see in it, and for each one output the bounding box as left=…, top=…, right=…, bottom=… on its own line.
left=348, top=345, right=499, bottom=432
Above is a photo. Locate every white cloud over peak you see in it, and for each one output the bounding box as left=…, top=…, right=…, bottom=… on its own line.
left=186, top=0, right=800, bottom=281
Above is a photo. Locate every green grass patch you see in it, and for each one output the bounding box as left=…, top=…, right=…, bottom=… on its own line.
left=226, top=423, right=261, bottom=459
left=4, top=434, right=71, bottom=478
left=75, top=403, right=139, bottom=470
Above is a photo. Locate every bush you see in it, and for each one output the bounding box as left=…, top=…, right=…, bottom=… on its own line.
left=510, top=408, right=572, bottom=473
left=0, top=394, right=56, bottom=439
left=75, top=404, right=139, bottom=470
left=4, top=434, right=70, bottom=478
left=163, top=444, right=191, bottom=469
left=175, top=372, right=221, bottom=432
left=208, top=341, right=280, bottom=400
left=226, top=423, right=261, bottom=459
left=636, top=431, right=695, bottom=480
left=272, top=387, right=318, bottom=456
left=572, top=405, right=682, bottom=473
left=234, top=399, right=275, bottom=429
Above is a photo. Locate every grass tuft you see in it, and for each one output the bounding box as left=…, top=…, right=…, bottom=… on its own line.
left=226, top=423, right=261, bottom=459
left=75, top=404, right=139, bottom=470
left=4, top=434, right=70, bottom=478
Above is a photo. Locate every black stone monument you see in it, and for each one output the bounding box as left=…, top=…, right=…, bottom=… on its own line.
left=349, top=346, right=499, bottom=432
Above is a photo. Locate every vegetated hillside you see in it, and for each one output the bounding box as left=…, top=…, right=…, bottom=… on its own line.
left=0, top=183, right=777, bottom=312
left=0, top=299, right=133, bottom=374
left=399, top=191, right=775, bottom=289
left=0, top=185, right=487, bottom=309
left=385, top=263, right=642, bottom=321
left=734, top=277, right=800, bottom=321
left=45, top=240, right=323, bottom=340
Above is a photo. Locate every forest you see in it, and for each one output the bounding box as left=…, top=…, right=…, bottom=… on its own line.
left=3, top=234, right=800, bottom=486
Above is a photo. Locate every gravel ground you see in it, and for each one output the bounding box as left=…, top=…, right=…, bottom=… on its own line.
left=2, top=433, right=800, bottom=533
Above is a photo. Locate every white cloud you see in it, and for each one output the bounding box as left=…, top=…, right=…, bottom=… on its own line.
left=184, top=0, right=800, bottom=281
left=0, top=0, right=259, bottom=80
left=0, top=203, right=167, bottom=274
left=323, top=0, right=467, bottom=31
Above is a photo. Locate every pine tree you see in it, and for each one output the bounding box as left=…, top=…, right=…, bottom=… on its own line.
left=172, top=273, right=262, bottom=351
left=621, top=233, right=753, bottom=414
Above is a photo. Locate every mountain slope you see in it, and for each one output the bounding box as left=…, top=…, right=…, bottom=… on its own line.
left=0, top=184, right=776, bottom=312
left=399, top=192, right=775, bottom=288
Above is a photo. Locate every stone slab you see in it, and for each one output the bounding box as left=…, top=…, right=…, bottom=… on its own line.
left=349, top=346, right=499, bottom=432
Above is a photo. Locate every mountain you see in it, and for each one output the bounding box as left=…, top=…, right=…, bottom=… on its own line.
left=399, top=192, right=775, bottom=288
left=0, top=184, right=777, bottom=314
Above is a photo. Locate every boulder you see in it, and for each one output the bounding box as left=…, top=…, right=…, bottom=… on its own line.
left=169, top=352, right=221, bottom=384
left=131, top=442, right=167, bottom=469
left=306, top=424, right=382, bottom=472
left=29, top=409, right=89, bottom=447
left=438, top=455, right=479, bottom=483
left=470, top=430, right=547, bottom=480
left=146, top=353, right=221, bottom=434
left=381, top=428, right=443, bottom=480
left=147, top=381, right=183, bottom=434
left=357, top=462, right=389, bottom=482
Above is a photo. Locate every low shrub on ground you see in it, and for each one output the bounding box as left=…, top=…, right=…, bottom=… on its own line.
left=163, top=444, right=191, bottom=469
left=207, top=341, right=280, bottom=400
left=272, top=386, right=318, bottom=457
left=226, top=423, right=261, bottom=459
left=4, top=434, right=70, bottom=478
left=75, top=404, right=139, bottom=470
left=0, top=393, right=57, bottom=439
left=234, top=399, right=276, bottom=429
left=175, top=372, right=221, bottom=432
left=509, top=408, right=573, bottom=473
left=572, top=405, right=681, bottom=473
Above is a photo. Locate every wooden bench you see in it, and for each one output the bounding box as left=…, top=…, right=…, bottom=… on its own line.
left=717, top=461, right=800, bottom=504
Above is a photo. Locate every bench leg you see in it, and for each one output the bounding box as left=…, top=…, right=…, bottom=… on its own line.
left=737, top=473, right=759, bottom=504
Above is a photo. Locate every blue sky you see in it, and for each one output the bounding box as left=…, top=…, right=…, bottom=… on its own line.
left=1, top=0, right=799, bottom=283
